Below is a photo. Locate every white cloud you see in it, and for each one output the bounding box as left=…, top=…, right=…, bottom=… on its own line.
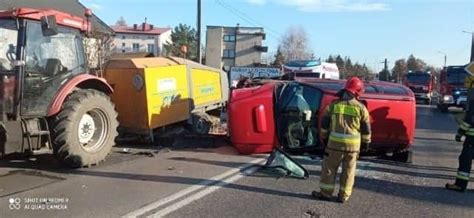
left=276, top=0, right=390, bottom=12
left=246, top=0, right=267, bottom=5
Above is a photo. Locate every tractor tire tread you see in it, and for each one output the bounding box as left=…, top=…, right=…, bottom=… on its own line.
left=50, top=89, right=118, bottom=168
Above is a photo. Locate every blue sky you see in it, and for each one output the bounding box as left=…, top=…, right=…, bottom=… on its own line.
left=80, top=0, right=474, bottom=72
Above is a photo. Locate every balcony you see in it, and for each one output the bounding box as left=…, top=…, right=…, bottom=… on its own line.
left=254, top=45, right=268, bottom=52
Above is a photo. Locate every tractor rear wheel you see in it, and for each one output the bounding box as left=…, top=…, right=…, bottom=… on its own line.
left=51, top=89, right=118, bottom=168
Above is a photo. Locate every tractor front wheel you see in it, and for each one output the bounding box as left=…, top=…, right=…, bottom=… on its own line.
left=51, top=89, right=118, bottom=168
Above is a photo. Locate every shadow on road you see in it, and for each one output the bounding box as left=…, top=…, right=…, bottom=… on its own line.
left=1, top=153, right=473, bottom=208
left=359, top=158, right=458, bottom=173
left=304, top=169, right=474, bottom=208
left=414, top=137, right=454, bottom=142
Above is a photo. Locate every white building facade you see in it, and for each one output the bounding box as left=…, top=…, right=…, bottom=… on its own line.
left=112, top=23, right=171, bottom=56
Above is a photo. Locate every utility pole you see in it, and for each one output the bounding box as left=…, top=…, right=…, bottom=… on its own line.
left=438, top=51, right=447, bottom=68
left=463, top=31, right=474, bottom=62
left=196, top=0, right=202, bottom=63
left=379, top=58, right=389, bottom=81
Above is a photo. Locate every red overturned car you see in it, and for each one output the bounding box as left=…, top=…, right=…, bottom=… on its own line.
left=228, top=77, right=416, bottom=162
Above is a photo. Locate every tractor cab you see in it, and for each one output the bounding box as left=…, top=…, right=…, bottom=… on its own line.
left=0, top=8, right=89, bottom=118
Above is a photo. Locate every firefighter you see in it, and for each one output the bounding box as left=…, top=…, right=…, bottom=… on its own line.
left=445, top=107, right=474, bottom=192
left=312, top=76, right=371, bottom=203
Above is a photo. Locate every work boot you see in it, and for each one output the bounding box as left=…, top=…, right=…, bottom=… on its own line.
left=445, top=183, right=466, bottom=192
left=337, top=195, right=349, bottom=204
left=311, top=191, right=332, bottom=201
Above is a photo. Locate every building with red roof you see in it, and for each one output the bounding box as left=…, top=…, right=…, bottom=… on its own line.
left=112, top=22, right=171, bottom=56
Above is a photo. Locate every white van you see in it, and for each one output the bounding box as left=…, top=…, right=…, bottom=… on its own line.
left=283, top=60, right=340, bottom=79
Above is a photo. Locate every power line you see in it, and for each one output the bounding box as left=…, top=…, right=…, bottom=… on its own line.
left=214, top=0, right=283, bottom=41
left=217, top=0, right=284, bottom=37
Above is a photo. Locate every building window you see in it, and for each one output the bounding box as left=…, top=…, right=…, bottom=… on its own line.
left=223, top=49, right=235, bottom=58
left=147, top=44, right=155, bottom=53
left=223, top=35, right=236, bottom=42
left=122, top=35, right=126, bottom=39
left=132, top=43, right=140, bottom=52
left=148, top=36, right=155, bottom=39
left=122, top=43, right=125, bottom=47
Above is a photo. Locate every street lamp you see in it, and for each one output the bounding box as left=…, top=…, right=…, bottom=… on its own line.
left=462, top=30, right=474, bottom=62
left=437, top=51, right=447, bottom=68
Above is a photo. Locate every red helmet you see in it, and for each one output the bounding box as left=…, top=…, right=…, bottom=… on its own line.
left=344, top=77, right=364, bottom=97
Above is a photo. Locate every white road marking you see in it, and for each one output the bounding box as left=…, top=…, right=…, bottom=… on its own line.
left=123, top=158, right=265, bottom=218
left=150, top=164, right=262, bottom=217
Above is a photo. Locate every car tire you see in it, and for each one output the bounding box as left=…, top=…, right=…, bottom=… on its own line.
left=393, top=150, right=412, bottom=163
left=50, top=89, right=119, bottom=168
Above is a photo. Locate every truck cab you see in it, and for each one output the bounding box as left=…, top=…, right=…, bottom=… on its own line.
left=437, top=65, right=468, bottom=112
left=402, top=71, right=435, bottom=104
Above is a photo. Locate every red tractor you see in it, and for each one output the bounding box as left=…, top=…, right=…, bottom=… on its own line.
left=0, top=8, right=118, bottom=167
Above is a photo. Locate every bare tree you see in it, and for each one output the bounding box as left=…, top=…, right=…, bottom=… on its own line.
left=406, top=54, right=427, bottom=72
left=279, top=26, right=312, bottom=61
left=83, top=27, right=114, bottom=76
left=391, top=59, right=407, bottom=83
left=115, top=16, right=127, bottom=27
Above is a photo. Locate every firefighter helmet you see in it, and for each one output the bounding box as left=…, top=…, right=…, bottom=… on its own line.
left=344, top=77, right=364, bottom=97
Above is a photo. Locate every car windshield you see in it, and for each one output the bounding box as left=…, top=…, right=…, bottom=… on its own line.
left=446, top=67, right=468, bottom=85
left=406, top=73, right=430, bottom=85
left=0, top=19, right=18, bottom=72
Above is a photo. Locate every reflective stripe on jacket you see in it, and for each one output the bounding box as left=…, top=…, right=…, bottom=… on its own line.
left=321, top=97, right=371, bottom=152
left=458, top=116, right=474, bottom=137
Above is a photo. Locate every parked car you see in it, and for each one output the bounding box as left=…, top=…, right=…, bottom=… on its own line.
left=228, top=78, right=416, bottom=162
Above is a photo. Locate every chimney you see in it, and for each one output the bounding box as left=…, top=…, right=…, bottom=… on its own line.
left=133, top=24, right=138, bottom=30
left=142, top=23, right=146, bottom=31
left=150, top=24, right=154, bottom=30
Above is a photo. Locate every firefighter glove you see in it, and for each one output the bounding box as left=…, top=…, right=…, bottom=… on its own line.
left=455, top=134, right=462, bottom=142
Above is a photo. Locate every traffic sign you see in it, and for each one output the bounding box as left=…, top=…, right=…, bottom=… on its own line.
left=464, top=62, right=474, bottom=88
left=465, top=61, right=474, bottom=75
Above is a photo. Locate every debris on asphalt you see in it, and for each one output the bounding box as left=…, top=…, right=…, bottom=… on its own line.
left=81, top=185, right=87, bottom=189
left=122, top=148, right=131, bottom=153
left=304, top=209, right=321, bottom=218
left=168, top=166, right=175, bottom=170
left=133, top=151, right=155, bottom=157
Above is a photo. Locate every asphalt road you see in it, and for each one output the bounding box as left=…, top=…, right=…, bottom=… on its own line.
left=1, top=105, right=473, bottom=217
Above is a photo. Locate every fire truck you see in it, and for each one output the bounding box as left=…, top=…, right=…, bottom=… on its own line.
left=436, top=65, right=469, bottom=112
left=402, top=71, right=435, bottom=104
